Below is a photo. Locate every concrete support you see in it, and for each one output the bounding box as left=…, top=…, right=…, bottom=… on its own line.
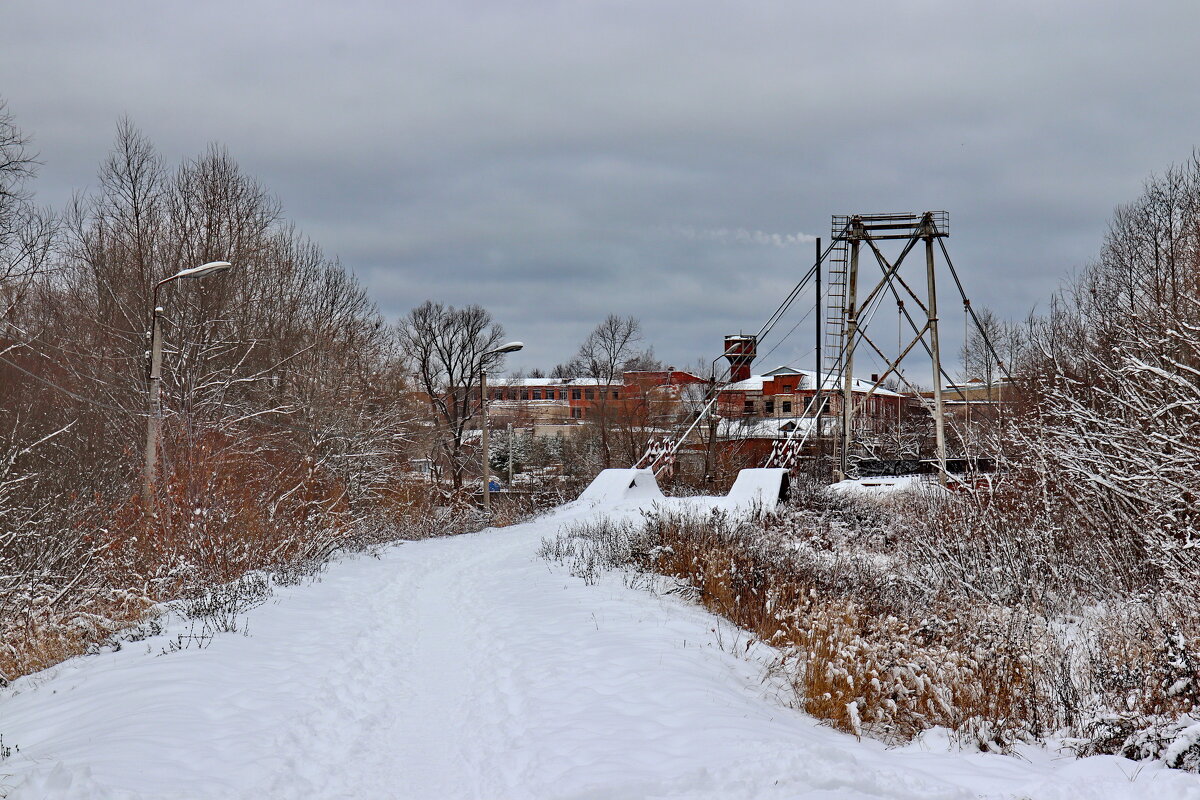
left=143, top=306, right=164, bottom=499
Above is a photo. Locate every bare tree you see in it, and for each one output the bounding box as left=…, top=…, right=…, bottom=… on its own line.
left=549, top=361, right=577, bottom=379
left=960, top=306, right=1023, bottom=388
left=1018, top=152, right=1200, bottom=590
left=0, top=98, right=55, bottom=328
left=0, top=115, right=439, bottom=680
left=574, top=314, right=644, bottom=468
left=399, top=301, right=507, bottom=489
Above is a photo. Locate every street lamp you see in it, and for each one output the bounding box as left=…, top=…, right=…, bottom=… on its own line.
left=480, top=341, right=523, bottom=513
left=144, top=261, right=233, bottom=498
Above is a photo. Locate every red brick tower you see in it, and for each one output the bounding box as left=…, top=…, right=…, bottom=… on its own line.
left=723, top=334, right=757, bottom=382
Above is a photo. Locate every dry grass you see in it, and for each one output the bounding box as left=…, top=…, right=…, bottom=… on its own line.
left=1, top=593, right=154, bottom=682
left=543, top=487, right=1200, bottom=766
left=636, top=510, right=1043, bottom=747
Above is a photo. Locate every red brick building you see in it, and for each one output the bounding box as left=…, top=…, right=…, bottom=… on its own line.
left=485, top=369, right=707, bottom=431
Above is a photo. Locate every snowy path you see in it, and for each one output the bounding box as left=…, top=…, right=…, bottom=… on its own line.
left=3, top=502, right=1200, bottom=799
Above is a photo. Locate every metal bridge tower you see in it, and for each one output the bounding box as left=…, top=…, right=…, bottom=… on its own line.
left=827, top=211, right=951, bottom=485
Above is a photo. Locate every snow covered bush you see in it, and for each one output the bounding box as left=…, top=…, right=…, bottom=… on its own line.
left=1014, top=154, right=1200, bottom=593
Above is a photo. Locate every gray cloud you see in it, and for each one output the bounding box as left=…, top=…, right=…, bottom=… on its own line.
left=4, top=0, right=1200, bottom=377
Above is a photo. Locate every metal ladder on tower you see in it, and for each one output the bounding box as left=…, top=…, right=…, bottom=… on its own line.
left=823, top=217, right=851, bottom=388
left=764, top=221, right=848, bottom=471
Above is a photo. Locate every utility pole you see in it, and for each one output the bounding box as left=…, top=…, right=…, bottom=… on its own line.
left=814, top=237, right=822, bottom=418
left=144, top=302, right=165, bottom=497
left=143, top=261, right=232, bottom=500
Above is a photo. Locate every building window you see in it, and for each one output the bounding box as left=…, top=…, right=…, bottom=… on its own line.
left=743, top=400, right=755, bottom=415
left=571, top=388, right=581, bottom=400
left=782, top=401, right=792, bottom=414
left=585, top=388, right=595, bottom=400
left=765, top=400, right=775, bottom=414
left=533, top=389, right=542, bottom=400
left=522, top=390, right=530, bottom=401
left=571, top=407, right=582, bottom=419
left=612, top=391, right=619, bottom=400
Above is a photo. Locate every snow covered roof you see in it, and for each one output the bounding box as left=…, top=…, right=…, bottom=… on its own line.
left=723, top=376, right=768, bottom=391
left=723, top=368, right=901, bottom=397
left=490, top=377, right=611, bottom=387
left=717, top=416, right=828, bottom=440
left=939, top=376, right=1017, bottom=392
left=829, top=475, right=944, bottom=495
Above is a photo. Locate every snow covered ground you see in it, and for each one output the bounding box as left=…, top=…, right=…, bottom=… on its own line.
left=3, top=497, right=1199, bottom=799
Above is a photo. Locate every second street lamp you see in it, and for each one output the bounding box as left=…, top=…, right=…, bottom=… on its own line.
left=144, top=261, right=233, bottom=499
left=480, top=341, right=523, bottom=514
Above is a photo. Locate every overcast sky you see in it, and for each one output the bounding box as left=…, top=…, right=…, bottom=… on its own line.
left=4, top=1, right=1200, bottom=377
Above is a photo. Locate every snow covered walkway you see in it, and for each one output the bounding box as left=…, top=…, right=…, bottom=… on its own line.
left=3, top=501, right=1199, bottom=799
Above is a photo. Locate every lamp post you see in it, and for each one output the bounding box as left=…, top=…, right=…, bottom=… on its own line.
left=480, top=341, right=523, bottom=513
left=144, top=261, right=233, bottom=499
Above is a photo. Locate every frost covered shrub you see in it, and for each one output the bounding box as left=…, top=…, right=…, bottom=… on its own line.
left=540, top=516, right=657, bottom=585
left=0, top=432, right=513, bottom=683
left=98, top=433, right=349, bottom=594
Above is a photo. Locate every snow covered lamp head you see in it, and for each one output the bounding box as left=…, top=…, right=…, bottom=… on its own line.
left=484, top=341, right=524, bottom=357
left=165, top=260, right=232, bottom=282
